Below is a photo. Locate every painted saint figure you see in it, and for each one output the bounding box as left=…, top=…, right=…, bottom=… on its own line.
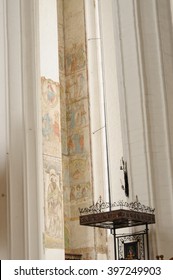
left=46, top=169, right=62, bottom=238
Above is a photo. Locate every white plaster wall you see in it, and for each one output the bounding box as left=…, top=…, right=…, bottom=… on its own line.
left=137, top=0, right=173, bottom=259
left=85, top=0, right=108, bottom=202
left=45, top=248, right=64, bottom=260
left=0, top=0, right=41, bottom=259
left=6, top=0, right=25, bottom=259
left=85, top=0, right=125, bottom=205
left=99, top=0, right=124, bottom=203
left=109, top=0, right=173, bottom=259
left=85, top=0, right=129, bottom=260
left=112, top=0, right=152, bottom=206
left=39, top=0, right=59, bottom=82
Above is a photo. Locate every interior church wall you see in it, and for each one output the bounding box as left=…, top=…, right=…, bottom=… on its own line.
left=85, top=0, right=173, bottom=260
left=136, top=0, right=173, bottom=259
left=1, top=0, right=172, bottom=261
left=58, top=0, right=108, bottom=259
left=112, top=0, right=173, bottom=259
left=0, top=0, right=40, bottom=259
left=57, top=0, right=70, bottom=253
left=59, top=0, right=96, bottom=260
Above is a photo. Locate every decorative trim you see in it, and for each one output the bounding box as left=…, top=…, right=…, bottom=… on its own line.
left=79, top=196, right=155, bottom=215
left=118, top=233, right=145, bottom=260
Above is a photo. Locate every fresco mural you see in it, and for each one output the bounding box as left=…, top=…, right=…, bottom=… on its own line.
left=70, top=182, right=91, bottom=202
left=65, top=43, right=86, bottom=75
left=67, top=132, right=84, bottom=154
left=42, top=77, right=59, bottom=108
left=67, top=99, right=88, bottom=130
left=41, top=77, right=61, bottom=157
left=66, top=70, right=87, bottom=103
left=69, top=155, right=90, bottom=183
left=43, top=156, right=63, bottom=249
left=56, top=0, right=107, bottom=260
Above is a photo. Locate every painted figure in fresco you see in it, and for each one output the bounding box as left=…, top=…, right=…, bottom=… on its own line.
left=80, top=103, right=87, bottom=126
left=69, top=105, right=77, bottom=129
left=47, top=83, right=57, bottom=105
left=73, top=134, right=81, bottom=153
left=47, top=169, right=62, bottom=238
left=66, top=79, right=73, bottom=101
left=79, top=134, right=84, bottom=152
left=76, top=184, right=82, bottom=200
left=70, top=186, right=76, bottom=201
left=66, top=44, right=86, bottom=74
left=68, top=103, right=87, bottom=129
left=71, top=158, right=87, bottom=180
left=66, top=53, right=72, bottom=74
left=42, top=78, right=59, bottom=108
left=76, top=44, right=86, bottom=70
left=71, top=44, right=78, bottom=73
left=68, top=133, right=84, bottom=154
left=42, top=113, right=52, bottom=140
left=68, top=136, right=75, bottom=154
left=74, top=104, right=81, bottom=127
left=71, top=53, right=77, bottom=73
left=75, top=103, right=86, bottom=127
left=77, top=73, right=85, bottom=97
left=45, top=82, right=57, bottom=107
left=53, top=112, right=60, bottom=139
left=82, top=183, right=89, bottom=198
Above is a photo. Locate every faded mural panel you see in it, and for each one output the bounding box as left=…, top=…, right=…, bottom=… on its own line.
left=58, top=0, right=107, bottom=260
left=41, top=77, right=64, bottom=250
left=41, top=78, right=61, bottom=157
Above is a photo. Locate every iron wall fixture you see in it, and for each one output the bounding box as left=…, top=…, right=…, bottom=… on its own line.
left=120, top=157, right=129, bottom=197
left=79, top=196, right=155, bottom=260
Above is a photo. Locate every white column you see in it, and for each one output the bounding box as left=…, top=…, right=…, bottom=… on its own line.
left=98, top=0, right=124, bottom=202
left=137, top=0, right=173, bottom=259
left=2, top=0, right=40, bottom=259
left=85, top=0, right=125, bottom=260
left=84, top=0, right=108, bottom=202
left=0, top=0, right=8, bottom=260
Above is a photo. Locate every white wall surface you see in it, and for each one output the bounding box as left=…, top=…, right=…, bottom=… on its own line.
left=0, top=0, right=40, bottom=259
left=39, top=0, right=59, bottom=81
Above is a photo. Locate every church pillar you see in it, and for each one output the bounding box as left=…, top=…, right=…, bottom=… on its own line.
left=1, top=0, right=40, bottom=259
left=111, top=0, right=173, bottom=259
left=85, top=0, right=125, bottom=259
left=136, top=0, right=173, bottom=259
left=0, top=0, right=8, bottom=260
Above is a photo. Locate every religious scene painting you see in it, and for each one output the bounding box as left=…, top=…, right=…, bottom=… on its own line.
left=69, top=156, right=90, bottom=183
left=43, top=156, right=64, bottom=249
left=41, top=77, right=61, bottom=157
left=67, top=99, right=88, bottom=131
left=70, top=182, right=91, bottom=202
left=68, top=133, right=84, bottom=154
left=66, top=71, right=87, bottom=103
left=118, top=234, right=145, bottom=260
left=124, top=241, right=138, bottom=260
left=65, top=43, right=86, bottom=74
